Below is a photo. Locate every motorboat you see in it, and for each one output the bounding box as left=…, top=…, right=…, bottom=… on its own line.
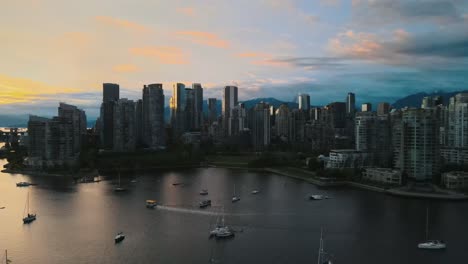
left=209, top=207, right=234, bottom=239
left=199, top=200, right=212, bottom=208
left=114, top=171, right=126, bottom=192
left=309, top=195, right=324, bottom=200
left=251, top=190, right=259, bottom=194
left=200, top=189, right=208, bottom=195
left=146, top=200, right=157, bottom=208
left=418, top=240, right=446, bottom=249
left=16, top=182, right=31, bottom=187
left=232, top=184, right=240, bottom=202
left=115, top=232, right=125, bottom=243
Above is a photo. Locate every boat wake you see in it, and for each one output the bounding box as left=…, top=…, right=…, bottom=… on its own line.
left=156, top=205, right=295, bottom=217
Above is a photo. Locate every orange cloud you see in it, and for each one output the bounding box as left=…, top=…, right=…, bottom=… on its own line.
left=0, top=74, right=81, bottom=105
left=177, top=7, right=196, bottom=16
left=112, top=64, right=140, bottom=73
left=329, top=30, right=382, bottom=59
left=61, top=32, right=92, bottom=46
left=129, top=47, right=189, bottom=64
left=236, top=52, right=269, bottom=58
left=176, top=31, right=229, bottom=48
left=95, top=16, right=151, bottom=33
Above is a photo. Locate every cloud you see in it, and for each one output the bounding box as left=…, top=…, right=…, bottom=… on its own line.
left=329, top=30, right=383, bottom=60
left=267, top=56, right=346, bottom=70
left=95, top=16, right=151, bottom=33
left=320, top=0, right=341, bottom=7
left=112, top=64, right=140, bottom=73
left=352, top=0, right=467, bottom=26
left=129, top=46, right=189, bottom=64
left=175, top=31, right=229, bottom=48
left=177, top=7, right=196, bottom=16
left=263, top=0, right=320, bottom=25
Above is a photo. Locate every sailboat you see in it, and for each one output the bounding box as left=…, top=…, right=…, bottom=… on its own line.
left=231, top=184, right=240, bottom=202
left=418, top=206, right=446, bottom=249
left=114, top=170, right=126, bottom=192
left=23, top=192, right=36, bottom=224
left=210, top=207, right=234, bottom=239
left=317, top=228, right=333, bottom=264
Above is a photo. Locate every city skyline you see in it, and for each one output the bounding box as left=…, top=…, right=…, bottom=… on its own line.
left=1, top=0, right=468, bottom=118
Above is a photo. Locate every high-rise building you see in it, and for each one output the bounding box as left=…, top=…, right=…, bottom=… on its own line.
left=447, top=93, right=468, bottom=148
left=396, top=108, right=440, bottom=182
left=58, top=103, right=87, bottom=153
left=100, top=83, right=120, bottom=149
left=298, top=94, right=311, bottom=111
left=185, top=88, right=195, bottom=130
left=27, top=116, right=49, bottom=160
left=275, top=104, right=290, bottom=141
left=192, top=83, right=203, bottom=130
left=228, top=103, right=246, bottom=136
left=290, top=109, right=307, bottom=143
left=361, top=103, right=372, bottom=112
left=113, top=99, right=136, bottom=152
left=208, top=98, right=217, bottom=124
left=171, top=83, right=187, bottom=136
left=377, top=102, right=390, bottom=116
left=223, top=86, right=238, bottom=132
left=142, top=84, right=165, bottom=148
left=252, top=102, right=271, bottom=150
left=346, top=93, right=355, bottom=115
left=135, top=99, right=143, bottom=146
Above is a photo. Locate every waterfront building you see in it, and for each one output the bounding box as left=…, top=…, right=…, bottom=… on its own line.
left=377, top=102, right=390, bottom=116
left=171, top=83, right=187, bottom=137
left=208, top=98, right=218, bottom=124
left=326, top=149, right=369, bottom=169
left=395, top=108, right=440, bottom=182
left=135, top=99, right=143, bottom=146
left=58, top=103, right=87, bottom=153
left=275, top=104, right=290, bottom=141
left=113, top=99, right=136, bottom=152
left=223, top=86, right=238, bottom=133
left=252, top=102, right=271, bottom=151
left=441, top=171, right=468, bottom=189
left=142, top=84, right=165, bottom=148
left=228, top=103, right=246, bottom=136
left=447, top=93, right=468, bottom=148
left=346, top=92, right=355, bottom=115
left=100, top=83, right=120, bottom=149
left=440, top=147, right=468, bottom=165
left=192, top=83, right=203, bottom=130
left=362, top=168, right=402, bottom=185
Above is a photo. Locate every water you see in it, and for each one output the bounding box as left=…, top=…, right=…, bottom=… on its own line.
left=1, top=158, right=467, bottom=264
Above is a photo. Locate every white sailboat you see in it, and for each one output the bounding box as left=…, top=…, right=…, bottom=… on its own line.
left=232, top=184, right=240, bottom=202
left=22, top=192, right=36, bottom=224
left=418, top=207, right=446, bottom=249
left=317, top=228, right=333, bottom=264
left=210, top=207, right=234, bottom=239
left=114, top=170, right=126, bottom=192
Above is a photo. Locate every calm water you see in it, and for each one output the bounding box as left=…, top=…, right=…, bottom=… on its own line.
left=1, top=158, right=468, bottom=264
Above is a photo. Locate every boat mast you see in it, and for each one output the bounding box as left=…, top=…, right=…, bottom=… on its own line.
left=425, top=206, right=429, bottom=241
left=317, top=228, right=323, bottom=264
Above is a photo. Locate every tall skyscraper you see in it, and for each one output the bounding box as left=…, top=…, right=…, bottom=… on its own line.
left=135, top=99, right=143, bottom=146
left=58, top=103, right=87, bottom=153
left=171, top=83, right=187, bottom=136
left=377, top=102, right=390, bottom=116
left=192, top=83, right=203, bottom=130
left=113, top=99, right=136, bottom=152
left=252, top=102, right=271, bottom=150
left=298, top=94, right=311, bottom=111
left=208, top=98, right=217, bottom=124
left=275, top=104, right=291, bottom=141
left=346, top=93, right=355, bottom=115
left=228, top=103, right=246, bottom=136
left=448, top=93, right=468, bottom=148
left=396, top=108, right=440, bottom=182
left=223, top=86, right=238, bottom=132
left=101, top=83, right=119, bottom=149
left=142, top=84, right=165, bottom=148
left=361, top=103, right=372, bottom=112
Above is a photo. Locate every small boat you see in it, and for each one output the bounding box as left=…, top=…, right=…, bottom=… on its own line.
left=0, top=206, right=5, bottom=209
left=114, top=171, right=126, bottom=192
left=251, top=190, right=259, bottom=194
left=232, top=184, right=240, bottom=203
left=130, top=179, right=137, bottom=183
left=210, top=207, right=234, bottom=239
left=418, top=206, right=446, bottom=250
left=22, top=192, right=36, bottom=224
left=199, top=199, right=212, bottom=208
left=115, top=232, right=125, bottom=243
left=200, top=189, right=208, bottom=195
left=172, top=182, right=182, bottom=186
left=16, top=182, right=31, bottom=187
left=309, top=195, right=324, bottom=200
left=146, top=200, right=157, bottom=208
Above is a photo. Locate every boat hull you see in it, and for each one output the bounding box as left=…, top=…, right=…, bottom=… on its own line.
left=115, top=236, right=125, bottom=243
left=23, top=215, right=37, bottom=224
left=418, top=243, right=446, bottom=249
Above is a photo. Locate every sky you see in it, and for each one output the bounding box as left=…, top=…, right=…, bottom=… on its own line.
left=1, top=0, right=468, bottom=119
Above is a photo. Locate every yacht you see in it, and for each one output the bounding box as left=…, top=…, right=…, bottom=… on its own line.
left=317, top=228, right=333, bottom=264
left=114, top=171, right=126, bottom=192
left=200, top=189, right=208, bottom=195
left=232, top=184, right=240, bottom=202
left=146, top=200, right=157, bottom=208
left=115, top=232, right=125, bottom=243
left=16, top=182, right=31, bottom=187
left=251, top=190, right=259, bottom=194
left=22, top=192, right=36, bottom=224
left=199, top=199, right=212, bottom=208
left=210, top=207, right=234, bottom=239
left=309, top=195, right=324, bottom=200
left=418, top=207, right=446, bottom=250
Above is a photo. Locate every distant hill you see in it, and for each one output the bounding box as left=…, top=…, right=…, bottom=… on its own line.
left=240, top=97, right=298, bottom=109
left=0, top=114, right=29, bottom=128
left=392, top=90, right=468, bottom=109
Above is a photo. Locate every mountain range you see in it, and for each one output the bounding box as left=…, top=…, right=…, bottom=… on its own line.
left=2, top=90, right=467, bottom=127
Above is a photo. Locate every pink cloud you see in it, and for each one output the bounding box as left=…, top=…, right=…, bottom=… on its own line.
left=112, top=64, right=140, bottom=73
left=176, top=31, right=229, bottom=48
left=177, top=7, right=196, bottom=16
left=95, top=16, right=151, bottom=33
